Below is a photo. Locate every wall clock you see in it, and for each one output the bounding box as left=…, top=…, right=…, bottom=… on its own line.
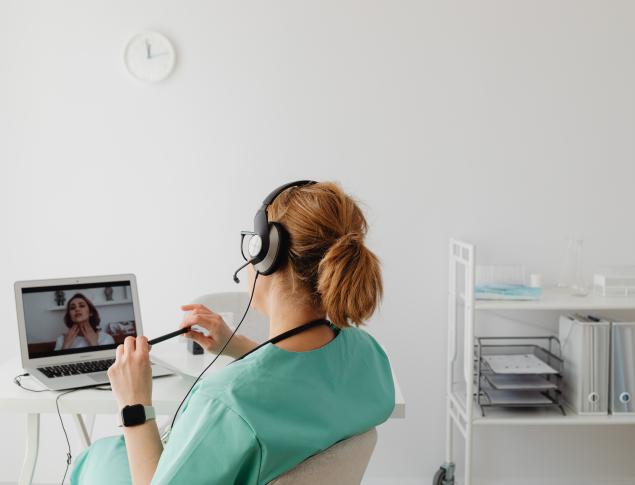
left=124, top=31, right=176, bottom=83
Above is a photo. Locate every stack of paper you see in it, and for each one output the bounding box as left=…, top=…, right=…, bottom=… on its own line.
left=483, top=354, right=558, bottom=374
left=484, top=389, right=553, bottom=406
left=486, top=374, right=557, bottom=390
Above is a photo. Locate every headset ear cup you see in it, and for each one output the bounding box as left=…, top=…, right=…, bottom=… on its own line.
left=254, top=222, right=288, bottom=276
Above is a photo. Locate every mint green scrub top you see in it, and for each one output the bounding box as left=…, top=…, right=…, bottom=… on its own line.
left=70, top=327, right=394, bottom=485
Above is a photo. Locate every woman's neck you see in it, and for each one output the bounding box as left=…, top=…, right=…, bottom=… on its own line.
left=267, top=297, right=333, bottom=351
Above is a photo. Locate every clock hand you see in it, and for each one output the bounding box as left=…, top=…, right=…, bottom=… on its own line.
left=145, top=39, right=151, bottom=59
left=149, top=51, right=169, bottom=58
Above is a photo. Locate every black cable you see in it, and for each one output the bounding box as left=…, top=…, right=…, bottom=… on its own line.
left=168, top=272, right=260, bottom=432
left=56, top=388, right=79, bottom=485
left=13, top=373, right=48, bottom=392
left=13, top=374, right=113, bottom=483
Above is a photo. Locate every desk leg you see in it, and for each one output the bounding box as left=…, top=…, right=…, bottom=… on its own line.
left=73, top=414, right=92, bottom=449
left=19, top=413, right=40, bottom=485
left=85, top=413, right=96, bottom=439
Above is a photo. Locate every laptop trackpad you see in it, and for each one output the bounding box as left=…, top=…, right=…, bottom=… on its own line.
left=88, top=372, right=109, bottom=383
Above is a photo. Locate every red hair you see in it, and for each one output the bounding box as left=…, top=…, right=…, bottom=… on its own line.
left=268, top=182, right=382, bottom=327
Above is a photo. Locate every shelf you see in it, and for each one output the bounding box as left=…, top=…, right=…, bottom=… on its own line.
left=47, top=299, right=133, bottom=311
left=451, top=390, right=635, bottom=426
left=471, top=402, right=635, bottom=426
left=473, top=287, right=635, bottom=311
left=447, top=239, right=635, bottom=482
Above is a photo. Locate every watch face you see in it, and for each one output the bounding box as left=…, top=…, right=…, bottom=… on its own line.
left=122, top=404, right=146, bottom=426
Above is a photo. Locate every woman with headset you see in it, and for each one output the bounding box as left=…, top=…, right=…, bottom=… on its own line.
left=71, top=181, right=394, bottom=485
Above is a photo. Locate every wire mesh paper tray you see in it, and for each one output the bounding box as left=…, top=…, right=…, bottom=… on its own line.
left=474, top=336, right=566, bottom=417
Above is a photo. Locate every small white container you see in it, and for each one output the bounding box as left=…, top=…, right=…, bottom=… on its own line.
left=529, top=273, right=542, bottom=288
left=593, top=266, right=635, bottom=296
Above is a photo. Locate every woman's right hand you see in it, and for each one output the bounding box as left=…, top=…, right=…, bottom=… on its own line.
left=179, top=304, right=257, bottom=359
left=62, top=325, right=80, bottom=350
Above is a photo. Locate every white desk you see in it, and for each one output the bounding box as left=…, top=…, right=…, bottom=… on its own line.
left=1, top=342, right=405, bottom=485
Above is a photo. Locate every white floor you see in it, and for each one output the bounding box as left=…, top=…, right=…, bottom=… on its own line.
left=474, top=481, right=635, bottom=485
left=362, top=478, right=635, bottom=485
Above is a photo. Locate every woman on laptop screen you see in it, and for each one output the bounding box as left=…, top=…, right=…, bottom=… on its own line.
left=70, top=181, right=394, bottom=485
left=54, top=293, right=114, bottom=350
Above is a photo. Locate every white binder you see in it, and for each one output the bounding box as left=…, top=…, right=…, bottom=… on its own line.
left=559, top=314, right=610, bottom=415
left=610, top=322, right=635, bottom=415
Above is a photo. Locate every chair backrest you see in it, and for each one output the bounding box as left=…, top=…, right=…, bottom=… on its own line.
left=269, top=428, right=378, bottom=485
left=189, top=292, right=269, bottom=344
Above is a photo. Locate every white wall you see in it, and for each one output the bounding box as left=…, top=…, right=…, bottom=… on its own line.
left=2, top=0, right=635, bottom=483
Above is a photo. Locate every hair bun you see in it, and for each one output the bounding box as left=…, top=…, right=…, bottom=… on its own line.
left=333, top=232, right=363, bottom=249
left=317, top=231, right=382, bottom=327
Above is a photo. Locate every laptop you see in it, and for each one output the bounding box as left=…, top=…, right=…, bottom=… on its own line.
left=15, top=274, right=173, bottom=391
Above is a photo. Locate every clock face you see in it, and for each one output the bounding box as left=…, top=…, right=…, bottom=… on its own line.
left=124, top=31, right=176, bottom=83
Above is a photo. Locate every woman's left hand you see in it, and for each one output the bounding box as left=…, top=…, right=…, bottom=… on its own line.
left=80, top=321, right=99, bottom=346
left=107, top=336, right=153, bottom=409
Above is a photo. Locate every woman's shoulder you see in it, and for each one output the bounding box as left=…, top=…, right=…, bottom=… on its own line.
left=197, top=326, right=391, bottom=391
left=187, top=325, right=395, bottom=439
left=339, top=326, right=390, bottom=357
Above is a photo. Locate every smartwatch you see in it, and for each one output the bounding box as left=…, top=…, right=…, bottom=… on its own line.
left=118, top=404, right=156, bottom=427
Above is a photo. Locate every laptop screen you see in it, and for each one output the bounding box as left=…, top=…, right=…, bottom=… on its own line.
left=22, top=280, right=137, bottom=359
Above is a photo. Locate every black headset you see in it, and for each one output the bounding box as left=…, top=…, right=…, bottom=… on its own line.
left=235, top=180, right=316, bottom=281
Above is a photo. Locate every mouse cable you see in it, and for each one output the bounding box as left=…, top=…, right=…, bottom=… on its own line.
left=13, top=373, right=48, bottom=392
left=55, top=388, right=79, bottom=484
left=13, top=375, right=113, bottom=484
left=14, top=376, right=76, bottom=485
left=168, top=271, right=259, bottom=433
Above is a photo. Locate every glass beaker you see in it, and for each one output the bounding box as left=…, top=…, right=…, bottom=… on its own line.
left=558, top=237, right=588, bottom=296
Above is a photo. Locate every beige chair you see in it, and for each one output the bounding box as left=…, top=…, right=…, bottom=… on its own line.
left=192, top=293, right=378, bottom=484
left=270, top=428, right=378, bottom=484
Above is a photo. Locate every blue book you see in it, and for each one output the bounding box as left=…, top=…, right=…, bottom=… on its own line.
left=475, top=284, right=542, bottom=301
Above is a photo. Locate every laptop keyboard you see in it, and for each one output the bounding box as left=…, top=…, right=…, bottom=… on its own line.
left=37, top=358, right=115, bottom=378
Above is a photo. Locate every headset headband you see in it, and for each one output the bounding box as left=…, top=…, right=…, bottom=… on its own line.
left=253, top=180, right=316, bottom=241
left=262, top=180, right=316, bottom=206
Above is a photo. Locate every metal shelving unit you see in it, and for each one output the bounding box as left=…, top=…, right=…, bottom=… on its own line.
left=434, top=239, right=635, bottom=485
